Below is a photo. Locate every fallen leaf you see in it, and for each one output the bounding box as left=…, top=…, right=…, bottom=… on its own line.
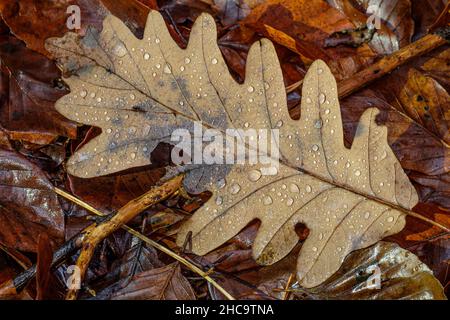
left=398, top=68, right=450, bottom=145
left=0, top=36, right=77, bottom=144
left=0, top=148, right=64, bottom=252
left=329, top=0, right=414, bottom=54
left=421, top=48, right=450, bottom=92
left=300, top=241, right=446, bottom=300
left=411, top=0, right=448, bottom=38
left=0, top=0, right=151, bottom=57
left=50, top=11, right=421, bottom=288
left=93, top=263, right=196, bottom=300
left=242, top=0, right=378, bottom=79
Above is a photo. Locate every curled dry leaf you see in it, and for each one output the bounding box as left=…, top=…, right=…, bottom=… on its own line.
left=51, top=11, right=420, bottom=288
left=0, top=149, right=64, bottom=252
left=300, top=241, right=446, bottom=300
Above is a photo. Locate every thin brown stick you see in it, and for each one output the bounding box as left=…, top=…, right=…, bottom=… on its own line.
left=65, top=175, right=183, bottom=300
left=282, top=273, right=295, bottom=300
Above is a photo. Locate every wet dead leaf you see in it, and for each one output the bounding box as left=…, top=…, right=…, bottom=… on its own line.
left=300, top=241, right=446, bottom=300
left=94, top=263, right=196, bottom=300
left=242, top=0, right=378, bottom=79
left=329, top=0, right=414, bottom=54
left=51, top=11, right=420, bottom=288
left=0, top=149, right=64, bottom=252
left=0, top=0, right=151, bottom=57
left=0, top=36, right=77, bottom=144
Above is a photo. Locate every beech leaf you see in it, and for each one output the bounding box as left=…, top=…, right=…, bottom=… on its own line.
left=51, top=11, right=418, bottom=288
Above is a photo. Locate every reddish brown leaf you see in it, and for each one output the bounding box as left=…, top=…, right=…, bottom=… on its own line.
left=411, top=0, right=448, bottom=38
left=36, top=233, right=54, bottom=300
left=330, top=0, right=414, bottom=53
left=94, top=263, right=196, bottom=300
left=0, top=149, right=64, bottom=252
left=0, top=0, right=151, bottom=57
left=242, top=0, right=378, bottom=79
left=0, top=36, right=77, bottom=144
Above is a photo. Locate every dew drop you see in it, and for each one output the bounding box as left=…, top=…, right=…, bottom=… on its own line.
left=312, top=144, right=319, bottom=152
left=215, top=196, right=223, bottom=205
left=144, top=53, right=150, bottom=60
left=128, top=126, right=137, bottom=134
left=324, top=109, right=330, bottom=115
left=180, top=66, right=185, bottom=72
left=113, top=42, right=127, bottom=57
left=211, top=58, right=218, bottom=64
left=306, top=97, right=312, bottom=104
left=289, top=183, right=300, bottom=193
left=337, top=247, right=342, bottom=252
left=130, top=152, right=136, bottom=159
left=355, top=170, right=361, bottom=176
left=263, top=195, right=273, bottom=205
left=217, top=178, right=226, bottom=189
left=314, top=119, right=323, bottom=128
left=286, top=198, right=294, bottom=206
left=247, top=86, right=254, bottom=93
left=80, top=90, right=87, bottom=98
left=319, top=233, right=324, bottom=240
left=106, top=128, right=112, bottom=134
left=130, top=94, right=136, bottom=100
left=229, top=183, right=241, bottom=194
left=319, top=93, right=326, bottom=104
left=163, top=63, right=172, bottom=74
left=305, top=185, right=312, bottom=193
left=96, top=97, right=102, bottom=102
left=184, top=57, right=191, bottom=64
left=387, top=216, right=394, bottom=223
left=155, top=37, right=160, bottom=44
left=248, top=169, right=262, bottom=182
left=276, top=120, right=283, bottom=128
left=312, top=247, right=318, bottom=252
left=364, top=212, right=370, bottom=219
left=317, top=68, right=323, bottom=74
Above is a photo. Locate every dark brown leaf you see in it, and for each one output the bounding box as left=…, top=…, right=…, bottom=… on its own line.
left=0, top=36, right=77, bottom=144
left=0, top=149, right=64, bottom=252
left=94, top=263, right=196, bottom=300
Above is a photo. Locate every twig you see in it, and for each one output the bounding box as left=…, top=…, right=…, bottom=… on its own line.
left=283, top=273, right=295, bottom=300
